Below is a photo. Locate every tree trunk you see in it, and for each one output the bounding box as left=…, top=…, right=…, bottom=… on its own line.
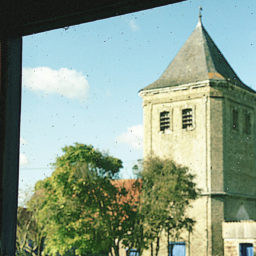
left=150, top=242, right=153, bottom=256
left=35, top=233, right=42, bottom=256
left=169, top=245, right=174, bottom=256
left=167, top=229, right=170, bottom=256
left=113, top=243, right=119, bottom=256
left=155, top=237, right=160, bottom=256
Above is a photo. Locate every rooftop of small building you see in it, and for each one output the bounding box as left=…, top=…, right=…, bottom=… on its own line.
left=141, top=12, right=255, bottom=94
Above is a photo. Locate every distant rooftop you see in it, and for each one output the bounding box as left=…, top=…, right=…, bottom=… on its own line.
left=141, top=16, right=255, bottom=93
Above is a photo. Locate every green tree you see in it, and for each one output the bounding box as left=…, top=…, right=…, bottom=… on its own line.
left=16, top=185, right=45, bottom=256
left=16, top=207, right=34, bottom=255
left=34, top=143, right=138, bottom=256
left=131, top=157, right=199, bottom=256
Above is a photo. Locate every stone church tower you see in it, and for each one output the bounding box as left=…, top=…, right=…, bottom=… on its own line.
left=139, top=16, right=256, bottom=256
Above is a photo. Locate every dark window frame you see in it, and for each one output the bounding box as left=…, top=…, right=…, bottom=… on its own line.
left=239, top=243, right=254, bottom=256
left=168, top=241, right=186, bottom=256
left=127, top=249, right=140, bottom=256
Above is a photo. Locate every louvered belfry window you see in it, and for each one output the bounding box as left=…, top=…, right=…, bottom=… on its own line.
left=244, top=112, right=251, bottom=135
left=160, top=111, right=170, bottom=131
left=182, top=108, right=193, bottom=129
left=232, top=108, right=239, bottom=130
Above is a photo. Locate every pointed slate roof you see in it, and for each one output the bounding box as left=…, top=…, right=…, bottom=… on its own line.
left=141, top=18, right=254, bottom=93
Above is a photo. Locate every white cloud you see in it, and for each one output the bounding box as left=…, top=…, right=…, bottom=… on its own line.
left=20, top=137, right=27, bottom=146
left=117, top=124, right=143, bottom=150
left=20, top=153, right=28, bottom=166
left=22, top=67, right=89, bottom=100
left=129, top=19, right=139, bottom=31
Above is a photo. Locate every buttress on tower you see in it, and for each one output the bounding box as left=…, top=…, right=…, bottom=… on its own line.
left=139, top=17, right=256, bottom=256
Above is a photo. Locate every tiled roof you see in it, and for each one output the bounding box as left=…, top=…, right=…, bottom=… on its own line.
left=141, top=19, right=255, bottom=93
left=112, top=179, right=141, bottom=203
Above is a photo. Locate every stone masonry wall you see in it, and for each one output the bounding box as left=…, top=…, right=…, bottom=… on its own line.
left=140, top=82, right=256, bottom=256
left=141, top=83, right=216, bottom=255
left=224, top=239, right=256, bottom=256
left=223, top=221, right=256, bottom=256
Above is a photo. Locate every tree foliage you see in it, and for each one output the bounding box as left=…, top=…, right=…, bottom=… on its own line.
left=16, top=187, right=45, bottom=256
left=17, top=145, right=199, bottom=256
left=131, top=157, right=199, bottom=256
left=28, top=143, right=139, bottom=256
left=16, top=207, right=34, bottom=255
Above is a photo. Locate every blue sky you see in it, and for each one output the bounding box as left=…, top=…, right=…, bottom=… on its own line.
left=19, top=0, right=256, bottom=201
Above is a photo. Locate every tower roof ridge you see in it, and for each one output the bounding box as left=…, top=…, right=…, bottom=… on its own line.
left=141, top=19, right=255, bottom=93
left=200, top=23, right=244, bottom=87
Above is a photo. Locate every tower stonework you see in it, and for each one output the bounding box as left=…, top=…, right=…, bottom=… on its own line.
left=139, top=19, right=256, bottom=256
